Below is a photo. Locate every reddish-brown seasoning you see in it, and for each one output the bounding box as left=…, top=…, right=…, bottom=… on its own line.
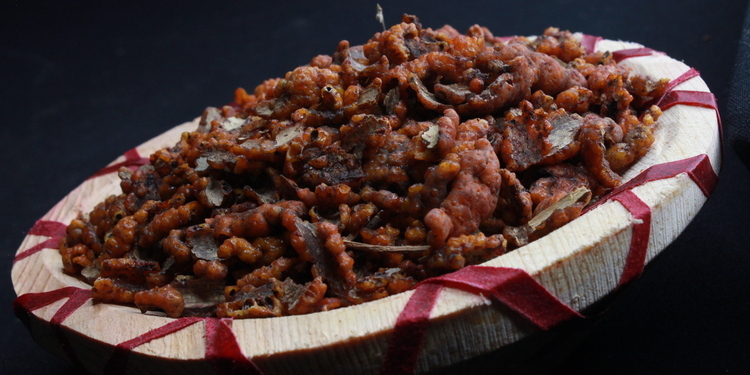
left=60, top=17, right=668, bottom=318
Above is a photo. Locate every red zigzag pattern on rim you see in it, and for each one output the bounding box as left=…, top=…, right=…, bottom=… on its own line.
left=13, top=287, right=93, bottom=369
left=103, top=317, right=263, bottom=375
left=12, top=42, right=720, bottom=375
left=13, top=220, right=67, bottom=263
left=14, top=289, right=263, bottom=375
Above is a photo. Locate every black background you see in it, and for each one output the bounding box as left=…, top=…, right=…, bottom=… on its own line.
left=2, top=0, right=750, bottom=374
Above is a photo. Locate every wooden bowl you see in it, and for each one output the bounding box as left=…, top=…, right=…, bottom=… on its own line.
left=11, top=36, right=722, bottom=375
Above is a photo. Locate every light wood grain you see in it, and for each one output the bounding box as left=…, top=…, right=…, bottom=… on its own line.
left=11, top=37, right=722, bottom=375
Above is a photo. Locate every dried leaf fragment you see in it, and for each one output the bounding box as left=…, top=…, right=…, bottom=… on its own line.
left=504, top=186, right=591, bottom=246
left=421, top=123, right=440, bottom=149
left=222, top=116, right=246, bottom=131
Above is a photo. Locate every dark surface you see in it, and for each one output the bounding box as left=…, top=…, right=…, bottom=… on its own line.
left=2, top=1, right=749, bottom=374
left=729, top=0, right=750, bottom=170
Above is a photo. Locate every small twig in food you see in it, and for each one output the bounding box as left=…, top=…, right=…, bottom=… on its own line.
left=376, top=4, right=386, bottom=31
left=344, top=240, right=429, bottom=253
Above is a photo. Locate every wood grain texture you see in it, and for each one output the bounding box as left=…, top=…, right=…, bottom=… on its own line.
left=11, top=37, right=722, bottom=375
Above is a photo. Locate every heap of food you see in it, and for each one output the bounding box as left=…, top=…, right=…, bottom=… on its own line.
left=59, top=15, right=667, bottom=319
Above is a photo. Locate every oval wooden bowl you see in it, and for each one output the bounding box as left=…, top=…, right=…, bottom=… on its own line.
left=11, top=36, right=722, bottom=375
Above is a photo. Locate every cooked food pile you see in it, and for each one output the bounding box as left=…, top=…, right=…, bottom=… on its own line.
left=59, top=15, right=667, bottom=318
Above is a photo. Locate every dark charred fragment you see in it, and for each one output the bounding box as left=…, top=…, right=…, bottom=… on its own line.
left=195, top=151, right=239, bottom=172
left=341, top=114, right=391, bottom=157
left=495, top=169, right=534, bottom=227
left=434, top=83, right=474, bottom=105
left=383, top=87, right=401, bottom=115
left=127, top=165, right=162, bottom=201
left=172, top=276, right=225, bottom=317
left=99, top=258, right=161, bottom=285
left=300, top=145, right=366, bottom=188
left=186, top=224, right=219, bottom=261
left=409, top=74, right=451, bottom=113
left=223, top=280, right=283, bottom=317
left=294, top=220, right=349, bottom=299
left=404, top=34, right=443, bottom=60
